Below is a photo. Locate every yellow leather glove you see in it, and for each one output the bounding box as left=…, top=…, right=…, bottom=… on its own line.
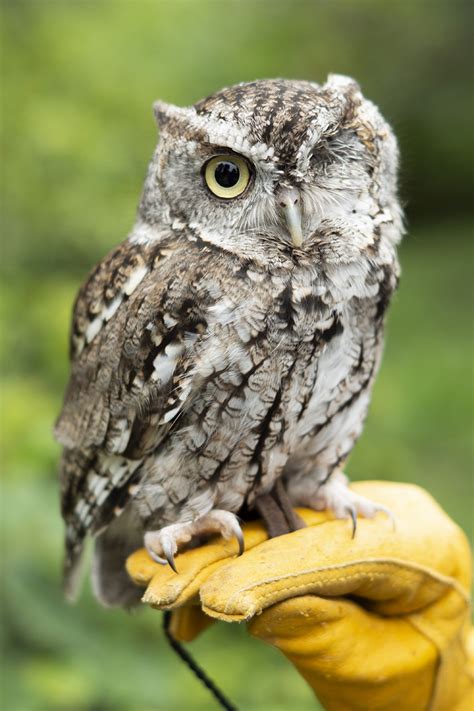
left=126, top=482, right=473, bottom=711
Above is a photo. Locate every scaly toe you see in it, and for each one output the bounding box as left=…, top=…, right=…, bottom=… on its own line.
left=309, top=474, right=396, bottom=536
left=143, top=510, right=245, bottom=574
left=144, top=530, right=179, bottom=572
left=144, top=532, right=168, bottom=566
left=209, top=510, right=244, bottom=555
left=350, top=493, right=397, bottom=529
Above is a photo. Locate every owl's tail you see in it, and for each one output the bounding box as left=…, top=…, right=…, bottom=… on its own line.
left=62, top=530, right=85, bottom=603
left=91, top=508, right=144, bottom=608
left=63, top=509, right=144, bottom=607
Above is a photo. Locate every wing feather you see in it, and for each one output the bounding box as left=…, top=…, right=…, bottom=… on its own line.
left=55, top=231, right=212, bottom=592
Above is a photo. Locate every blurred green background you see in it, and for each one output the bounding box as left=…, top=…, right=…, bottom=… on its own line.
left=1, top=1, right=472, bottom=709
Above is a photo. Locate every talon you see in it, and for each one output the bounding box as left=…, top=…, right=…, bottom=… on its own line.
left=346, top=506, right=357, bottom=538
left=162, top=539, right=178, bottom=574
left=226, top=516, right=244, bottom=555
left=235, top=526, right=245, bottom=556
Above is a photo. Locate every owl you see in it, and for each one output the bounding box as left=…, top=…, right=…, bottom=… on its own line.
left=55, top=75, right=403, bottom=606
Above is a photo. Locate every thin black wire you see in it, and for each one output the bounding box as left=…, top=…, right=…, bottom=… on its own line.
left=162, top=611, right=238, bottom=711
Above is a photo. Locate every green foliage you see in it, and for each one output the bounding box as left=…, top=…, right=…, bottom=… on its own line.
left=1, top=2, right=472, bottom=710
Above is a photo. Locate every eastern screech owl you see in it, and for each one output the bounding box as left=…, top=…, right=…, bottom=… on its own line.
left=55, top=75, right=403, bottom=606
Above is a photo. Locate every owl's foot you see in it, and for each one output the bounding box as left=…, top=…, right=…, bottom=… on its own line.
left=144, top=510, right=244, bottom=573
left=307, top=471, right=395, bottom=537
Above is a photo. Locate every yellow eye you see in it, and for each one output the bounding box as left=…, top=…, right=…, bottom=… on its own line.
left=203, top=155, right=251, bottom=199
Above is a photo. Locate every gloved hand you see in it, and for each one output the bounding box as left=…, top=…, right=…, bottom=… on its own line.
left=126, top=482, right=473, bottom=711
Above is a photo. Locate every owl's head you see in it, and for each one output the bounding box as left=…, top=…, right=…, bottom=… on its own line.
left=138, top=76, right=402, bottom=262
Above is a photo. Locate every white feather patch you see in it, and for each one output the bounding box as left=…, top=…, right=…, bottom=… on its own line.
left=103, top=295, right=123, bottom=321
left=85, top=316, right=103, bottom=344
left=88, top=473, right=108, bottom=498
left=108, top=418, right=132, bottom=453
left=123, top=265, right=148, bottom=296
left=151, top=353, right=177, bottom=383
left=163, top=314, right=178, bottom=328
left=161, top=405, right=181, bottom=423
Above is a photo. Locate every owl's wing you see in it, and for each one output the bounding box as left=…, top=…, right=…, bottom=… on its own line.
left=55, top=233, right=211, bottom=593
left=56, top=235, right=206, bottom=453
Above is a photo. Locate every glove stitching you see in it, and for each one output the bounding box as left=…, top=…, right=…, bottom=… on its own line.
left=217, top=558, right=470, bottom=616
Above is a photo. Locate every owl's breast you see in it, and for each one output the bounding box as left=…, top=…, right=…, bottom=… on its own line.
left=182, top=265, right=354, bottom=445
left=142, top=263, right=383, bottom=518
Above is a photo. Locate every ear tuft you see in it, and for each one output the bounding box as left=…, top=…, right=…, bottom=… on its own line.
left=325, top=74, right=361, bottom=94
left=153, top=101, right=191, bottom=130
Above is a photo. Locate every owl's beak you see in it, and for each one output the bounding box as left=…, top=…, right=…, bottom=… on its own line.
left=277, top=188, right=303, bottom=248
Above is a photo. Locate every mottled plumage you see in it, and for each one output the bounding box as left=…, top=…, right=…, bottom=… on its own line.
left=55, top=75, right=403, bottom=605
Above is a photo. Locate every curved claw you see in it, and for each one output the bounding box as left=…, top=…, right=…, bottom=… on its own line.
left=346, top=506, right=358, bottom=538
left=226, top=515, right=244, bottom=556
left=235, top=525, right=245, bottom=556
left=162, top=538, right=179, bottom=574
left=221, top=513, right=245, bottom=556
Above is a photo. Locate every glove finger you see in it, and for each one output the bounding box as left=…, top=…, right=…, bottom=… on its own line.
left=125, top=529, right=264, bottom=608
left=249, top=595, right=438, bottom=711
left=126, top=513, right=323, bottom=608
left=169, top=607, right=216, bottom=642
left=200, top=482, right=470, bottom=621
